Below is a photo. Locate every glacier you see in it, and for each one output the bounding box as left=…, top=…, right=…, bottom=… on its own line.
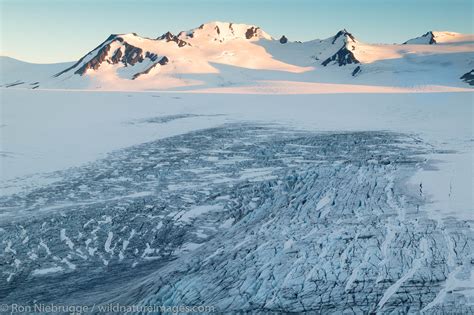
left=0, top=90, right=472, bottom=313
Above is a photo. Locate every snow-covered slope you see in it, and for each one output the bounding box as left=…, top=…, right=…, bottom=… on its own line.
left=2, top=22, right=474, bottom=91
left=404, top=31, right=474, bottom=45
left=0, top=57, right=73, bottom=88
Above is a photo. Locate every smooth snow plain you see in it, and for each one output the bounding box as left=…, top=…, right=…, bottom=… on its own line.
left=0, top=89, right=472, bottom=312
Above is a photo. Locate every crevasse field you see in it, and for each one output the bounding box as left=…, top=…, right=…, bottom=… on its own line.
left=0, top=89, right=473, bottom=313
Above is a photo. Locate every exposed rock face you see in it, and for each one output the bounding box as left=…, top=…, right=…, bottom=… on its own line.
left=132, top=56, right=169, bottom=80
left=245, top=26, right=260, bottom=39
left=111, top=48, right=123, bottom=64
left=53, top=34, right=119, bottom=78
left=145, top=51, right=158, bottom=62
left=73, top=39, right=146, bottom=75
left=279, top=35, right=288, bottom=44
left=157, top=31, right=189, bottom=47
left=332, top=29, right=356, bottom=44
left=54, top=34, right=169, bottom=78
left=460, top=69, right=474, bottom=85
left=74, top=44, right=112, bottom=75
left=403, top=31, right=436, bottom=45
left=427, top=31, right=437, bottom=44
left=322, top=47, right=360, bottom=66
left=158, top=31, right=174, bottom=41
left=352, top=65, right=361, bottom=76
left=157, top=56, right=169, bottom=65
left=116, top=40, right=145, bottom=66
left=322, top=30, right=360, bottom=67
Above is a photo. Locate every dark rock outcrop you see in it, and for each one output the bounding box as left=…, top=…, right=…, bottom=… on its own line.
left=245, top=27, right=260, bottom=39
left=322, top=47, right=360, bottom=66
left=132, top=56, right=169, bottom=80
left=132, top=64, right=158, bottom=80
left=158, top=31, right=174, bottom=41
left=55, top=34, right=167, bottom=76
left=74, top=39, right=147, bottom=75
left=54, top=34, right=119, bottom=77
left=74, top=44, right=112, bottom=75
left=428, top=32, right=437, bottom=44
left=332, top=29, right=356, bottom=44
left=145, top=52, right=158, bottom=62
left=460, top=69, right=474, bottom=85
left=111, top=48, right=123, bottom=64
left=157, top=31, right=189, bottom=47
left=322, top=29, right=360, bottom=67
left=279, top=35, right=288, bottom=44
left=118, top=40, right=144, bottom=66
left=403, top=31, right=436, bottom=45
left=158, top=56, right=169, bottom=65
left=352, top=65, right=361, bottom=76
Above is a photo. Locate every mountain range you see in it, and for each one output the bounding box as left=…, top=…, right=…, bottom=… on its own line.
left=1, top=21, right=473, bottom=92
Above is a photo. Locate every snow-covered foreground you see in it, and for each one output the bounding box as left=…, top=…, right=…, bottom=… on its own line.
left=0, top=90, right=472, bottom=313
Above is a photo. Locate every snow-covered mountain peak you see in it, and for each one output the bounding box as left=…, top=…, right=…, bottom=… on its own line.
left=318, top=29, right=360, bottom=68
left=53, top=32, right=167, bottom=79
left=404, top=31, right=436, bottom=44
left=3, top=23, right=472, bottom=91
left=331, top=29, right=357, bottom=44
left=177, top=21, right=273, bottom=43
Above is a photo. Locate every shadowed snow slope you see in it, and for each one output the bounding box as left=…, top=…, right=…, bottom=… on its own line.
left=1, top=22, right=473, bottom=92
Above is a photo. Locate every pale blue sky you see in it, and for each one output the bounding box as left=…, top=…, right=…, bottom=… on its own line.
left=1, top=0, right=472, bottom=63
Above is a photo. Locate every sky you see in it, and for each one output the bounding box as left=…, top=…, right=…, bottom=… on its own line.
left=0, top=0, right=472, bottom=63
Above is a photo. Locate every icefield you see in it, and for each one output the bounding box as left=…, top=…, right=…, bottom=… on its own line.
left=0, top=90, right=472, bottom=313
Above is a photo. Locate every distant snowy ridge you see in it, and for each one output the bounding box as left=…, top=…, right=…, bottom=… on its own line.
left=404, top=31, right=474, bottom=45
left=176, top=21, right=273, bottom=43
left=1, top=22, right=473, bottom=92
